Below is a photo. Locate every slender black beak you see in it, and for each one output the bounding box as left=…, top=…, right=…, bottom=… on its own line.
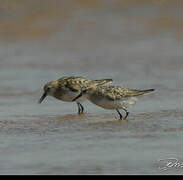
left=38, top=92, right=47, bottom=104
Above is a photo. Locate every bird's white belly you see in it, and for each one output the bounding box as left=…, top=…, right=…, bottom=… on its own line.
left=58, top=91, right=86, bottom=102
left=89, top=96, right=138, bottom=109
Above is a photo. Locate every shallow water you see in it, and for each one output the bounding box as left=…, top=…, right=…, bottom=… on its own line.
left=1, top=0, right=183, bottom=175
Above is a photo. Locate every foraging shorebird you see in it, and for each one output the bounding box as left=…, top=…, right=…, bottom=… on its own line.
left=38, top=76, right=112, bottom=114
left=72, top=84, right=155, bottom=120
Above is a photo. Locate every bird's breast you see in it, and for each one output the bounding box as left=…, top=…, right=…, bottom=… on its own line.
left=54, top=90, right=86, bottom=102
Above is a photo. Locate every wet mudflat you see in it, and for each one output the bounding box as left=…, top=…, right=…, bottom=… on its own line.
left=0, top=84, right=183, bottom=174
left=0, top=0, right=183, bottom=175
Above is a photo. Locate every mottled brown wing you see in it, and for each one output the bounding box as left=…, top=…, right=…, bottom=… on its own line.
left=118, top=88, right=155, bottom=98
left=65, top=77, right=93, bottom=92
left=101, top=86, right=125, bottom=100
left=64, top=79, right=81, bottom=92
left=57, top=76, right=86, bottom=92
left=93, top=79, right=113, bottom=85
left=102, top=86, right=154, bottom=100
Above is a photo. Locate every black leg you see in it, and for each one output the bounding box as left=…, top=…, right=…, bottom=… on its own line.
left=77, top=102, right=81, bottom=114
left=79, top=103, right=84, bottom=114
left=77, top=102, right=84, bottom=114
left=122, top=108, right=129, bottom=120
left=116, top=109, right=123, bottom=120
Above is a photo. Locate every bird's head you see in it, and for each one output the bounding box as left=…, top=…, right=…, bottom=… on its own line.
left=38, top=80, right=58, bottom=103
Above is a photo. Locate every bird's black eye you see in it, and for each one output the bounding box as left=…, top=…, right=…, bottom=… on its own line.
left=47, top=87, right=51, bottom=91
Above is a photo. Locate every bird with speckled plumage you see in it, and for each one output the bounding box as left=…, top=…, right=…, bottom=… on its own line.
left=38, top=76, right=113, bottom=114
left=72, top=84, right=155, bottom=120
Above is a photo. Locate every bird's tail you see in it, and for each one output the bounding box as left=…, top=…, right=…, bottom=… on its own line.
left=132, top=89, right=155, bottom=96
left=94, top=79, right=113, bottom=85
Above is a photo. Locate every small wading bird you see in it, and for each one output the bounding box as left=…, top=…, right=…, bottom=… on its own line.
left=72, top=84, right=155, bottom=120
left=38, top=76, right=112, bottom=114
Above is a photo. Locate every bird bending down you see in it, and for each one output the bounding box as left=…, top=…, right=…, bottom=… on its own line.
left=72, top=84, right=155, bottom=120
left=38, top=76, right=113, bottom=114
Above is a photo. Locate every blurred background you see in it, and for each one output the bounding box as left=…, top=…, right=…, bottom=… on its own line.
left=1, top=0, right=183, bottom=85
left=0, top=0, right=183, bottom=175
left=1, top=0, right=183, bottom=114
left=1, top=0, right=183, bottom=74
left=0, top=0, right=183, bottom=96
